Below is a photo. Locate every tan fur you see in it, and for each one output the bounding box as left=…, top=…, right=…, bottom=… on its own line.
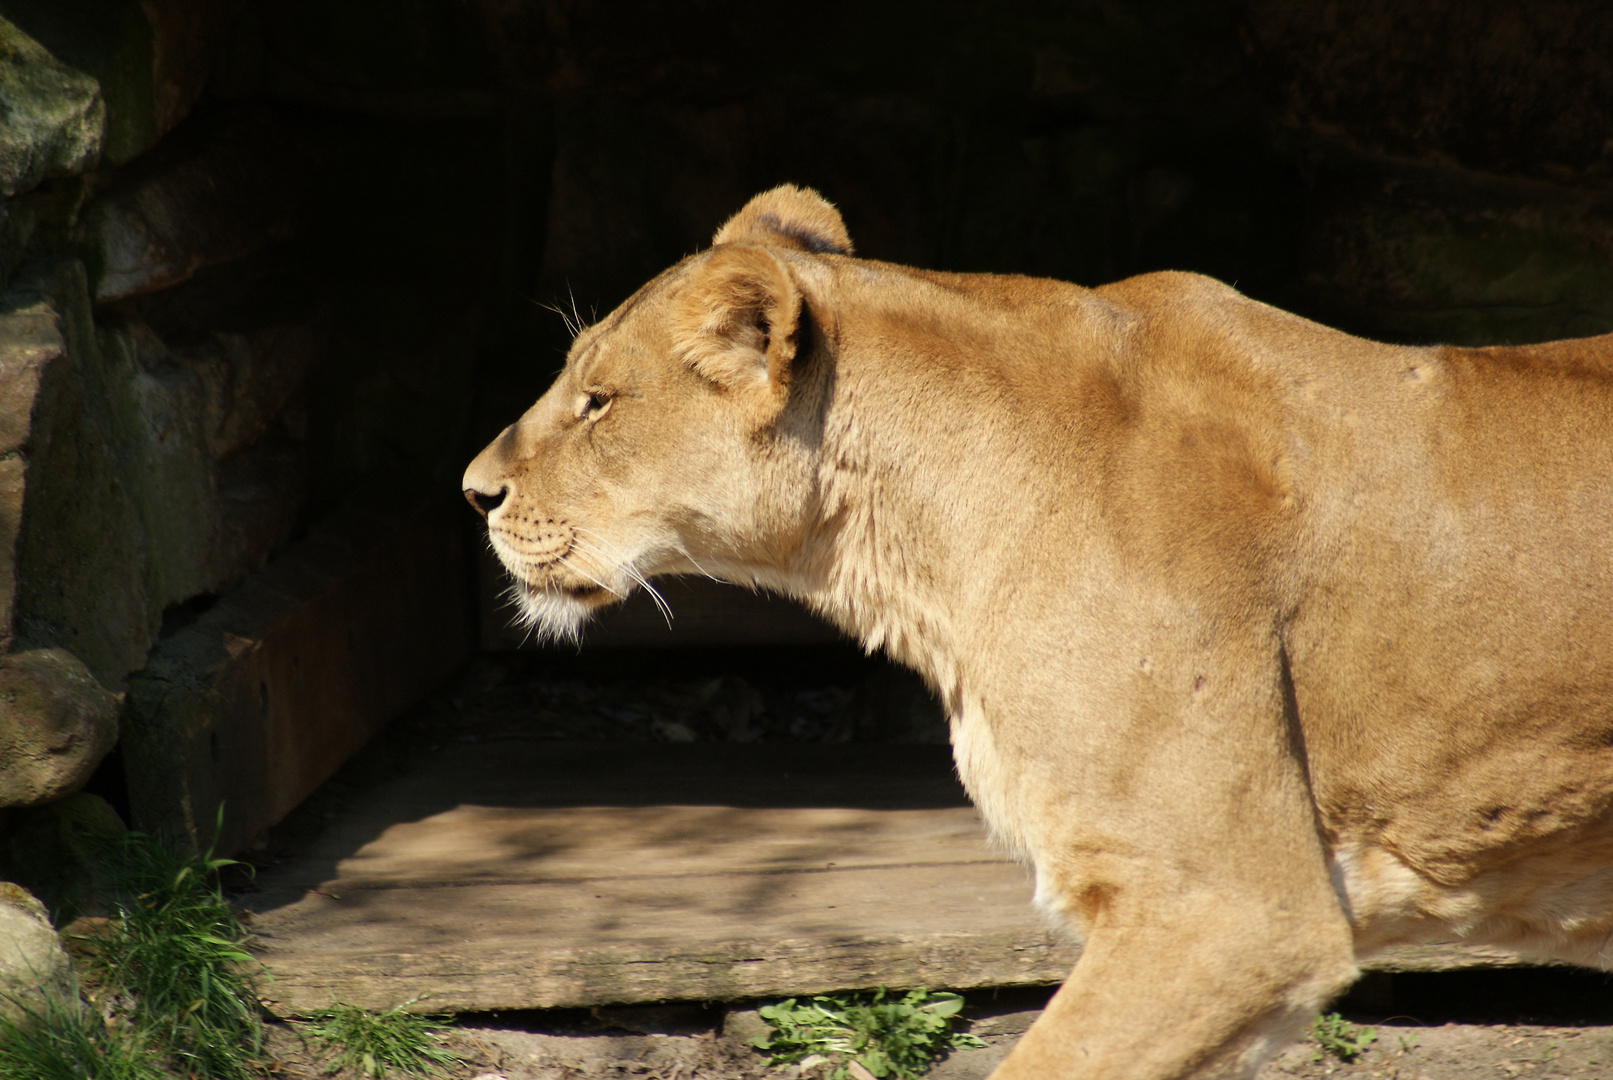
left=465, top=185, right=1613, bottom=1080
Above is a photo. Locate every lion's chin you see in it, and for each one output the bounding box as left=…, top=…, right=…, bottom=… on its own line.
left=513, top=583, right=612, bottom=644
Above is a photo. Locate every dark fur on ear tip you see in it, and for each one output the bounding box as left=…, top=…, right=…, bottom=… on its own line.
left=713, top=184, right=854, bottom=255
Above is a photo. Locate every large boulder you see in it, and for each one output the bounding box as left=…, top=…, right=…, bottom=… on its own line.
left=0, top=881, right=76, bottom=1024
left=0, top=15, right=104, bottom=197
left=0, top=649, right=119, bottom=808
left=1, top=0, right=243, bottom=170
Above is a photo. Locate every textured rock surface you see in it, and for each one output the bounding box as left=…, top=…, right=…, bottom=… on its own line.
left=2, top=0, right=242, bottom=168
left=5, top=262, right=163, bottom=682
left=0, top=649, right=119, bottom=807
left=0, top=15, right=104, bottom=197
left=1, top=261, right=318, bottom=690
left=0, top=286, right=60, bottom=653
left=0, top=880, right=76, bottom=1023
left=0, top=199, right=35, bottom=293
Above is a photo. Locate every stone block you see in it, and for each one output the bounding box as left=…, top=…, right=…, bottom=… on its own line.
left=0, top=455, right=20, bottom=654
left=174, top=323, right=327, bottom=462
left=0, top=648, right=119, bottom=808
left=0, top=291, right=59, bottom=653
left=207, top=432, right=309, bottom=586
left=122, top=482, right=470, bottom=856
left=0, top=15, right=105, bottom=197
left=0, top=262, right=62, bottom=458
left=96, top=320, right=319, bottom=607
left=0, top=880, right=77, bottom=1024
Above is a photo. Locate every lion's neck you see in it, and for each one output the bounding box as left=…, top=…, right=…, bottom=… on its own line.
left=787, top=364, right=1028, bottom=711
left=797, top=471, right=970, bottom=710
left=762, top=268, right=1116, bottom=708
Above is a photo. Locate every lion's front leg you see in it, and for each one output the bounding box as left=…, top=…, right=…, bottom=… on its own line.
left=964, top=626, right=1357, bottom=1079
left=993, top=884, right=1356, bottom=1079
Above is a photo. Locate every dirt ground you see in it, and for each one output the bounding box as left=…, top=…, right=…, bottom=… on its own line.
left=241, top=652, right=1613, bottom=1080
left=255, top=996, right=1613, bottom=1080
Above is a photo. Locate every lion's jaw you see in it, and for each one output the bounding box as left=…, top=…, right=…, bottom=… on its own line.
left=480, top=512, right=625, bottom=643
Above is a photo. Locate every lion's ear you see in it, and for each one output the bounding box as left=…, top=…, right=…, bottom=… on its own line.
left=712, top=185, right=853, bottom=255
left=672, top=245, right=803, bottom=419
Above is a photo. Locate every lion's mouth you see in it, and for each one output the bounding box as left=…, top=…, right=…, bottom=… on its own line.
left=515, top=575, right=613, bottom=606
left=561, top=583, right=608, bottom=602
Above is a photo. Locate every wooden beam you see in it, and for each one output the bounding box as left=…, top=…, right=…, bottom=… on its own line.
left=243, top=743, right=1555, bottom=1015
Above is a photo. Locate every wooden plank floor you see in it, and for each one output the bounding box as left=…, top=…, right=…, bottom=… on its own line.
left=244, top=742, right=1545, bottom=1016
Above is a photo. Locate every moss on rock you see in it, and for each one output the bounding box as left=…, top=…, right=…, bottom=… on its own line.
left=0, top=15, right=105, bottom=197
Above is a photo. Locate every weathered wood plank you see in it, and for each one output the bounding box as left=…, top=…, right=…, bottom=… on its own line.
left=251, top=862, right=1072, bottom=1015
left=280, top=804, right=997, bottom=890
left=1362, top=942, right=1553, bottom=973
left=244, top=743, right=1557, bottom=1015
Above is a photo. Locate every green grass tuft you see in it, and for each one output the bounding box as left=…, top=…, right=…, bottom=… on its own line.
left=75, top=828, right=265, bottom=1080
left=754, top=987, right=987, bottom=1080
left=298, top=1000, right=459, bottom=1078
left=0, top=991, right=166, bottom=1080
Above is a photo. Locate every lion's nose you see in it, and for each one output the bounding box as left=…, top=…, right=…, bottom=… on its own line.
left=463, top=485, right=507, bottom=518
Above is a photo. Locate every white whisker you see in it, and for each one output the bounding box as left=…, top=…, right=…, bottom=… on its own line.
left=568, top=287, right=587, bottom=339
left=537, top=295, right=582, bottom=338
left=569, top=534, right=675, bottom=629
left=556, top=554, right=625, bottom=599
left=674, top=541, right=726, bottom=584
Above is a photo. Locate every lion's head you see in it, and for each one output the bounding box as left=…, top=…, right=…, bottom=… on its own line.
left=462, top=185, right=853, bottom=642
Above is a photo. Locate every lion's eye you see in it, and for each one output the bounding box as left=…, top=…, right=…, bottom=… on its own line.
left=578, top=390, right=612, bottom=422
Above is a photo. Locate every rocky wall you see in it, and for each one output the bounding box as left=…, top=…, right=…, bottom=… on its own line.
left=0, top=0, right=492, bottom=829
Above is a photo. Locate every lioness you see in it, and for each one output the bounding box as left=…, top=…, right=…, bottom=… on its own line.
left=464, top=186, right=1613, bottom=1079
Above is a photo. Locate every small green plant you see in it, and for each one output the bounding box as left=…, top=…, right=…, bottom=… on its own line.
left=299, top=1000, right=459, bottom=1078
left=753, top=987, right=986, bottom=1079
left=80, top=827, right=265, bottom=1080
left=1310, top=1012, right=1376, bottom=1063
left=0, top=991, right=165, bottom=1080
